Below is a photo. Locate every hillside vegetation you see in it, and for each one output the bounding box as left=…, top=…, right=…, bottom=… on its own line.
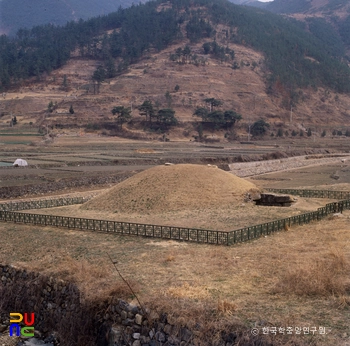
left=0, top=0, right=138, bottom=36
left=1, top=0, right=350, bottom=96
left=265, top=0, right=350, bottom=60
left=266, top=0, right=350, bottom=14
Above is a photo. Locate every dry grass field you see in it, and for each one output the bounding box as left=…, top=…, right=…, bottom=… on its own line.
left=1, top=137, right=350, bottom=345
left=0, top=213, right=349, bottom=345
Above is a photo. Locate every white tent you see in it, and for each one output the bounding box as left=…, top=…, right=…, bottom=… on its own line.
left=13, top=158, right=28, bottom=167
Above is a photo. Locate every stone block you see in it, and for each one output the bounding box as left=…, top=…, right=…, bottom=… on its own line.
left=133, top=332, right=140, bottom=339
left=135, top=313, right=143, bottom=325
left=179, top=327, right=192, bottom=342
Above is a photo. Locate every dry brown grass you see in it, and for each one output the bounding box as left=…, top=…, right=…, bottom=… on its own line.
left=16, top=254, right=137, bottom=302
left=273, top=249, right=349, bottom=296
left=217, top=299, right=237, bottom=315
left=165, top=254, right=176, bottom=262
left=1, top=209, right=350, bottom=345
left=165, top=282, right=211, bottom=300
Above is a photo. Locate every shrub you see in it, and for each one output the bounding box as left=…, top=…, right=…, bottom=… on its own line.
left=277, top=128, right=283, bottom=137
left=250, top=119, right=270, bottom=136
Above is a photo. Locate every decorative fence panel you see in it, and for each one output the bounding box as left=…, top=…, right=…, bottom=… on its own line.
left=0, top=209, right=230, bottom=245
left=0, top=196, right=88, bottom=212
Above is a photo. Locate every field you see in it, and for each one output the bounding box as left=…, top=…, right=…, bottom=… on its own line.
left=0, top=134, right=350, bottom=345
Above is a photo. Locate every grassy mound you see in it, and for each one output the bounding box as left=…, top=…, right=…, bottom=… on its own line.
left=82, top=164, right=259, bottom=213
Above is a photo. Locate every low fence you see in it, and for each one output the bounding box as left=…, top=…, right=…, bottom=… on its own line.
left=0, top=210, right=230, bottom=245
left=229, top=199, right=348, bottom=244
left=0, top=196, right=90, bottom=211
left=0, top=190, right=348, bottom=246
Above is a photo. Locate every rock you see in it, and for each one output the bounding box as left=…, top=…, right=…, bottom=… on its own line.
left=0, top=324, right=7, bottom=333
left=156, top=322, right=165, bottom=332
left=141, top=326, right=150, bottom=336
left=163, top=324, right=173, bottom=335
left=155, top=331, right=166, bottom=342
left=331, top=173, right=340, bottom=180
left=34, top=330, right=42, bottom=338
left=130, top=305, right=139, bottom=315
left=122, top=318, right=134, bottom=326
left=132, top=325, right=141, bottom=332
left=221, top=331, right=237, bottom=343
left=167, top=335, right=180, bottom=344
left=135, top=314, right=143, bottom=325
left=179, top=328, right=192, bottom=342
left=159, top=313, right=167, bottom=324
left=108, top=325, right=123, bottom=345
left=132, top=341, right=141, bottom=346
left=133, top=333, right=140, bottom=339
left=23, top=338, right=53, bottom=346
left=140, top=335, right=150, bottom=343
left=120, top=310, right=128, bottom=320
left=118, top=300, right=129, bottom=311
left=254, top=193, right=295, bottom=207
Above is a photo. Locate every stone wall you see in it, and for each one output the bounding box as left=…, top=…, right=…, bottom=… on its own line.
left=0, top=265, right=198, bottom=346
left=0, top=264, right=94, bottom=346
left=229, top=154, right=350, bottom=177
left=0, top=264, right=269, bottom=346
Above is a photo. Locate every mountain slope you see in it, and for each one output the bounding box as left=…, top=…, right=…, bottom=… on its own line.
left=0, top=0, right=141, bottom=36
left=265, top=0, right=350, bottom=62
left=266, top=0, right=350, bottom=15
left=1, top=0, right=350, bottom=96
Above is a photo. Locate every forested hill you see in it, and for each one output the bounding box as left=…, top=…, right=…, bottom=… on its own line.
left=266, top=0, right=350, bottom=15
left=264, top=0, right=350, bottom=69
left=0, top=0, right=140, bottom=36
left=1, top=0, right=350, bottom=95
